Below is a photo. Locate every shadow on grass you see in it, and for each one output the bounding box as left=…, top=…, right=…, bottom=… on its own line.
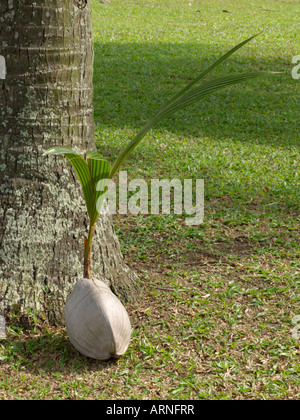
left=93, top=41, right=299, bottom=148
left=2, top=318, right=118, bottom=374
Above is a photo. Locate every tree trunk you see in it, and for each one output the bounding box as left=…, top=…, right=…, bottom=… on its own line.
left=0, top=0, right=138, bottom=324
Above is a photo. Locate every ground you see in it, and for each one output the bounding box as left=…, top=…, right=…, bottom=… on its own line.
left=0, top=0, right=299, bottom=400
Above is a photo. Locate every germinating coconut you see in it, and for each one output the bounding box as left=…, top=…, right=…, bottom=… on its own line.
left=64, top=278, right=131, bottom=360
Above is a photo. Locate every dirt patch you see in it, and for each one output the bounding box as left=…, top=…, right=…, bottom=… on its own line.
left=213, top=237, right=253, bottom=256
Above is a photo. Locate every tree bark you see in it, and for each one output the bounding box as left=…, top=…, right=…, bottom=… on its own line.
left=0, top=0, right=138, bottom=324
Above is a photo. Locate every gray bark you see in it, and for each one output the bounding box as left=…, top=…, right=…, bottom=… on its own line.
left=0, top=0, right=138, bottom=324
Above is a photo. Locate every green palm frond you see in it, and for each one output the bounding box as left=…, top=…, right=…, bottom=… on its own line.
left=110, top=33, right=265, bottom=178
left=43, top=148, right=110, bottom=224
left=44, top=33, right=268, bottom=279
left=43, top=147, right=93, bottom=218
left=87, top=151, right=111, bottom=224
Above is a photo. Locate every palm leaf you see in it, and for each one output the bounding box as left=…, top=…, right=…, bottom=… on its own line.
left=43, top=147, right=93, bottom=219
left=86, top=151, right=111, bottom=224
left=110, top=34, right=264, bottom=177
left=155, top=32, right=262, bottom=116
left=110, top=70, right=265, bottom=178
left=155, top=71, right=265, bottom=121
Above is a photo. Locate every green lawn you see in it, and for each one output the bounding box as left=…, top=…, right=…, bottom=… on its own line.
left=0, top=0, right=299, bottom=400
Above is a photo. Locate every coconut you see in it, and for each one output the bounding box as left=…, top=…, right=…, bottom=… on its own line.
left=64, top=278, right=131, bottom=360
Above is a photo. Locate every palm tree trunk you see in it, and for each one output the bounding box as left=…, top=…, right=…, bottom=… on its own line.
left=0, top=0, right=138, bottom=324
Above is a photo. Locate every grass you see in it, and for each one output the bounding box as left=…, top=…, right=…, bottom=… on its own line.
left=0, top=0, right=299, bottom=400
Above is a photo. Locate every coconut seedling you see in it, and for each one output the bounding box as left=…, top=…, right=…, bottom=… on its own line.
left=43, top=34, right=265, bottom=360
